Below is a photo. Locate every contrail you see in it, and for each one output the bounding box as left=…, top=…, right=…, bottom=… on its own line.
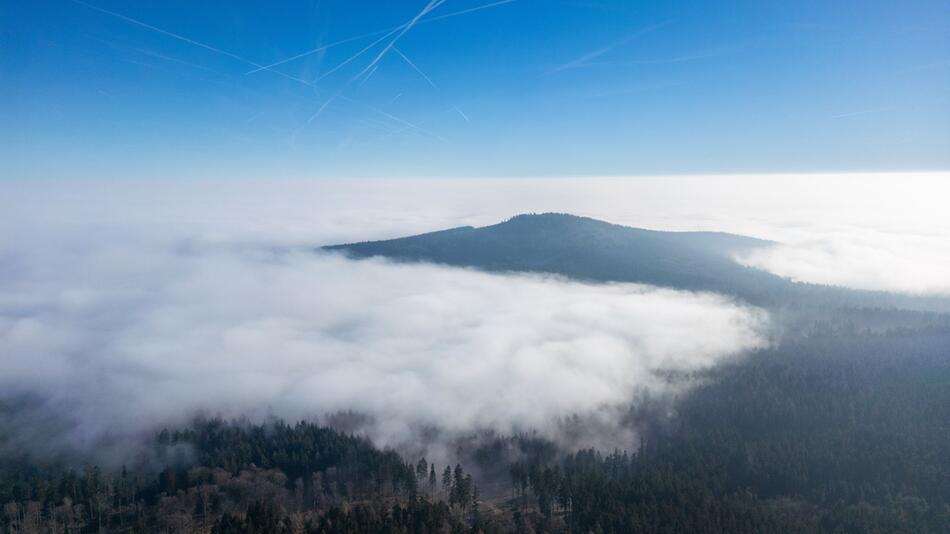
left=135, top=48, right=236, bottom=78
left=356, top=65, right=380, bottom=88
left=308, top=95, right=337, bottom=124
left=394, top=47, right=437, bottom=88
left=289, top=95, right=337, bottom=150
left=550, top=19, right=673, bottom=73
left=246, top=0, right=517, bottom=75
left=379, top=99, right=482, bottom=141
left=351, top=0, right=447, bottom=83
left=424, top=0, right=515, bottom=23
left=830, top=107, right=890, bottom=119
left=317, top=27, right=401, bottom=82
left=70, top=0, right=255, bottom=66
left=366, top=102, right=445, bottom=141
left=71, top=0, right=313, bottom=86
left=71, top=0, right=434, bottom=138
left=574, top=46, right=740, bottom=68
left=244, top=31, right=382, bottom=75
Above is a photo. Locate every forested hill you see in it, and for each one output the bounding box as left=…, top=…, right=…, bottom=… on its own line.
left=325, top=213, right=950, bottom=313
left=324, top=213, right=788, bottom=304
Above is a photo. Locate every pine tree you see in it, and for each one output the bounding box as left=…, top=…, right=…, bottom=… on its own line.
left=416, top=458, right=428, bottom=484
left=442, top=466, right=452, bottom=496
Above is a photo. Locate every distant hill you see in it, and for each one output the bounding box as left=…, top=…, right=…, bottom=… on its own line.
left=325, top=213, right=788, bottom=303
left=325, top=213, right=950, bottom=315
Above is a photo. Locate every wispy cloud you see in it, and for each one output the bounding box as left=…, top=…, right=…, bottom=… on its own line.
left=550, top=19, right=673, bottom=73
left=0, top=191, right=769, bottom=456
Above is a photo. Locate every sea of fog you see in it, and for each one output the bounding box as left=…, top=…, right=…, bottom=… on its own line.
left=1, top=173, right=948, bottom=460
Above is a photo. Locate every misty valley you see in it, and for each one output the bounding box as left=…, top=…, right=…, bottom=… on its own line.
left=5, top=0, right=948, bottom=531
left=2, top=214, right=949, bottom=533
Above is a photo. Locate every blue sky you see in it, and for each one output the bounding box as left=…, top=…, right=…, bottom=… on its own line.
left=2, top=0, right=948, bottom=179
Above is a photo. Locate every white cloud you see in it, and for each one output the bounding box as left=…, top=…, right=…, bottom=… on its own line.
left=2, top=172, right=947, bottom=459
left=737, top=225, right=950, bottom=295
left=0, top=221, right=767, bottom=457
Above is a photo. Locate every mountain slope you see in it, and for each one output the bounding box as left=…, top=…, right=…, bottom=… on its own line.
left=324, top=213, right=950, bottom=315
left=325, top=213, right=787, bottom=302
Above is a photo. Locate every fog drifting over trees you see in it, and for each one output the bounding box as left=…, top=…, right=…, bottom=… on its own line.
left=1, top=172, right=947, bottom=459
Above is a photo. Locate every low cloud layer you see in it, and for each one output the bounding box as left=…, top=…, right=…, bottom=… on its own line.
left=2, top=172, right=944, bottom=459
left=738, top=226, right=950, bottom=295
left=3, top=172, right=946, bottom=295
left=0, top=230, right=767, bottom=457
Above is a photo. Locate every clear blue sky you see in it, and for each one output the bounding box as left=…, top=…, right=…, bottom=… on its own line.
left=2, top=0, right=948, bottom=179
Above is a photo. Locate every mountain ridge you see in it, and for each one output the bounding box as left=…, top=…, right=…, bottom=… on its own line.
left=324, top=213, right=785, bottom=303
left=323, top=213, right=950, bottom=314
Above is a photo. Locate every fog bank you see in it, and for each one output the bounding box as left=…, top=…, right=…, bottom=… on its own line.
left=4, top=172, right=947, bottom=294
left=0, top=234, right=767, bottom=458
left=2, top=172, right=944, bottom=458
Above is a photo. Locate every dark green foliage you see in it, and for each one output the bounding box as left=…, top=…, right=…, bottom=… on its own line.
left=212, top=500, right=292, bottom=534
left=160, top=418, right=417, bottom=496
left=506, top=327, right=950, bottom=533
left=0, top=420, right=483, bottom=532
left=2, top=276, right=949, bottom=533
left=305, top=500, right=477, bottom=534
left=2, top=324, right=949, bottom=532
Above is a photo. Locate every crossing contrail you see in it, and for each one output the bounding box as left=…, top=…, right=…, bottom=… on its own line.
left=351, top=0, right=447, bottom=83
left=316, top=27, right=401, bottom=82
left=246, top=0, right=517, bottom=75
left=71, top=0, right=436, bottom=138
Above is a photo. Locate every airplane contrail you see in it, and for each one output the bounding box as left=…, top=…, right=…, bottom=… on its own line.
left=71, top=0, right=314, bottom=85
left=316, top=27, right=401, bottom=82
left=351, top=0, right=447, bottom=83
left=394, top=47, right=438, bottom=88
left=244, top=31, right=390, bottom=75
left=455, top=107, right=470, bottom=122
left=424, top=0, right=515, bottom=23
left=550, top=19, right=673, bottom=73
left=70, top=0, right=255, bottom=66
left=830, top=107, right=890, bottom=119
left=246, top=0, right=517, bottom=75
left=356, top=65, right=380, bottom=87
left=308, top=96, right=337, bottom=124
left=71, top=0, right=436, bottom=138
